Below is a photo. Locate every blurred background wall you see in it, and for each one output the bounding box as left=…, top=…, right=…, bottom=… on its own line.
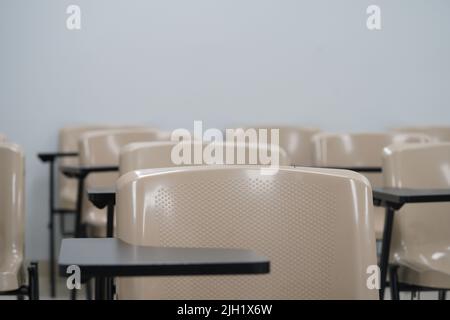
left=1, top=0, right=449, bottom=260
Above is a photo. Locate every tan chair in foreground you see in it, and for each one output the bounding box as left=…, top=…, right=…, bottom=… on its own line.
left=312, top=132, right=431, bottom=239
left=383, top=143, right=450, bottom=298
left=115, top=166, right=378, bottom=299
left=85, top=141, right=288, bottom=239
left=0, top=143, right=38, bottom=299
left=393, top=126, right=450, bottom=142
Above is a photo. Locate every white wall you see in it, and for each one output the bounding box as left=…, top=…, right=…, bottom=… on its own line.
left=1, top=0, right=449, bottom=260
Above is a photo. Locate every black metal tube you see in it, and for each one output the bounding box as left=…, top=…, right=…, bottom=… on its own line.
left=379, top=206, right=395, bottom=300
left=106, top=203, right=114, bottom=238
left=95, top=277, right=106, bottom=300
left=75, top=176, right=85, bottom=238
left=85, top=279, right=92, bottom=300
left=33, top=262, right=40, bottom=300
left=49, top=160, right=56, bottom=298
left=389, top=265, right=400, bottom=300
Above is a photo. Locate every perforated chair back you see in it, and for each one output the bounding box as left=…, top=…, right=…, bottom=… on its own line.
left=312, top=132, right=431, bottom=238
left=383, top=142, right=450, bottom=288
left=0, top=142, right=25, bottom=292
left=115, top=166, right=378, bottom=299
left=119, top=141, right=290, bottom=175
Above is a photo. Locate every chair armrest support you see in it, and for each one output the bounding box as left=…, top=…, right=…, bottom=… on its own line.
left=87, top=187, right=116, bottom=209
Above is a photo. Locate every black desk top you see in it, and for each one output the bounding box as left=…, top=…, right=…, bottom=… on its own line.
left=37, top=152, right=78, bottom=162
left=373, top=187, right=450, bottom=205
left=88, top=187, right=116, bottom=209
left=61, top=165, right=119, bottom=178
left=58, top=238, right=270, bottom=278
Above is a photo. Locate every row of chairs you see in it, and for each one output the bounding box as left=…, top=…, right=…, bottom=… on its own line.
left=2, top=125, right=450, bottom=299
left=63, top=127, right=432, bottom=241
left=54, top=124, right=450, bottom=299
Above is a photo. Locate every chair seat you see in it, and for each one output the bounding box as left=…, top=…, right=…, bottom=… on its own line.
left=398, top=268, right=450, bottom=289
left=0, top=256, right=24, bottom=292
left=85, top=206, right=107, bottom=227
left=59, top=186, right=77, bottom=208
left=394, top=243, right=450, bottom=289
left=85, top=206, right=109, bottom=237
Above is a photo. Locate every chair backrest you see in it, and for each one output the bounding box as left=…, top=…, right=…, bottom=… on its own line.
left=119, top=141, right=291, bottom=175
left=393, top=126, right=450, bottom=142
left=382, top=143, right=450, bottom=276
left=313, top=132, right=431, bottom=167
left=0, top=142, right=25, bottom=291
left=244, top=126, right=320, bottom=166
left=79, top=128, right=166, bottom=221
left=58, top=125, right=118, bottom=207
left=115, top=166, right=378, bottom=299
left=311, top=132, right=431, bottom=239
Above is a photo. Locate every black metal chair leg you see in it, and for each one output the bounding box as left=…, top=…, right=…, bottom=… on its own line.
left=75, top=176, right=86, bottom=238
left=105, top=277, right=114, bottom=300
left=438, top=290, right=447, bottom=300
left=106, top=203, right=114, bottom=238
left=389, top=265, right=400, bottom=300
left=379, top=206, right=395, bottom=299
left=27, top=265, right=34, bottom=300
left=48, top=160, right=56, bottom=298
left=71, top=287, right=77, bottom=300
left=86, top=279, right=93, bottom=300
left=27, top=262, right=39, bottom=300
left=95, top=277, right=106, bottom=300
left=32, top=262, right=40, bottom=300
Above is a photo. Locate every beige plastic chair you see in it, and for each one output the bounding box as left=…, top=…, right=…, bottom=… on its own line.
left=383, top=142, right=450, bottom=289
left=312, top=132, right=431, bottom=239
left=115, top=166, right=378, bottom=299
left=393, top=126, right=450, bottom=142
left=79, top=128, right=167, bottom=236
left=119, top=141, right=291, bottom=175
left=58, top=125, right=154, bottom=208
left=239, top=126, right=320, bottom=166
left=0, top=142, right=25, bottom=292
left=58, top=125, right=119, bottom=209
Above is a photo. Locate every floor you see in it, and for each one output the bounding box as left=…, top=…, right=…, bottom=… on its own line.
left=1, top=266, right=446, bottom=300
